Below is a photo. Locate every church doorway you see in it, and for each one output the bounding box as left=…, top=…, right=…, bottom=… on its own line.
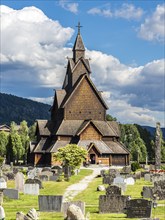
left=90, top=154, right=96, bottom=164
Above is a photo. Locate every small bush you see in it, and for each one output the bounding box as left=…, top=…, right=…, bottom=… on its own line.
left=131, top=161, right=140, bottom=172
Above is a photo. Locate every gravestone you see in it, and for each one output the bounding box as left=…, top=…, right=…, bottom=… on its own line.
left=24, top=184, right=39, bottom=196
left=113, top=176, right=126, bottom=192
left=124, top=177, right=135, bottom=185
left=135, top=171, right=141, bottom=180
left=99, top=195, right=129, bottom=213
left=152, top=174, right=164, bottom=183
left=103, top=175, right=114, bottom=185
left=154, top=180, right=165, bottom=200
left=0, top=178, right=7, bottom=189
left=155, top=122, right=161, bottom=169
left=142, top=186, right=154, bottom=199
left=5, top=172, right=15, bottom=180
left=106, top=185, right=121, bottom=196
left=99, top=184, right=130, bottom=213
left=0, top=192, right=3, bottom=204
left=62, top=201, right=85, bottom=218
left=52, top=165, right=62, bottom=174
left=15, top=172, right=24, bottom=192
left=25, top=178, right=43, bottom=189
left=40, top=171, right=53, bottom=177
left=97, top=185, right=105, bottom=191
left=126, top=199, right=152, bottom=218
left=42, top=167, right=51, bottom=172
left=3, top=189, right=19, bottom=199
left=66, top=204, right=85, bottom=220
left=121, top=166, right=131, bottom=174
left=144, top=173, right=151, bottom=182
left=39, top=175, right=49, bottom=181
left=49, top=175, right=59, bottom=182
left=38, top=195, right=63, bottom=212
left=0, top=205, right=5, bottom=219
left=100, top=169, right=106, bottom=177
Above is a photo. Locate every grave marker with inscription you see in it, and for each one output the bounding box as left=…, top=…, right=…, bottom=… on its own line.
left=126, top=199, right=152, bottom=218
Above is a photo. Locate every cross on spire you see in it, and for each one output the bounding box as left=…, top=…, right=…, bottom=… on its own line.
left=76, top=22, right=82, bottom=34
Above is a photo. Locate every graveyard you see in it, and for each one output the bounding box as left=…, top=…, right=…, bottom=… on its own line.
left=0, top=165, right=165, bottom=220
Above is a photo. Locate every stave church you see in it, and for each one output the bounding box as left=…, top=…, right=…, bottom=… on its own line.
left=28, top=24, right=130, bottom=166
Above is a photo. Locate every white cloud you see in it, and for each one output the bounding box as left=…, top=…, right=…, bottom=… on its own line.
left=138, top=4, right=165, bottom=42
left=1, top=5, right=164, bottom=127
left=114, top=3, right=144, bottom=20
left=29, top=96, right=53, bottom=105
left=87, top=3, right=143, bottom=20
left=87, top=7, right=112, bottom=17
left=0, top=5, right=74, bottom=88
left=59, top=0, right=78, bottom=14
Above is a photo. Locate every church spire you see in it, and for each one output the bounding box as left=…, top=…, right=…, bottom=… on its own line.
left=73, top=22, right=85, bottom=63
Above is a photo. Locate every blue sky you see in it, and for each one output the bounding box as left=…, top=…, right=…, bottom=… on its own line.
left=0, top=0, right=164, bottom=127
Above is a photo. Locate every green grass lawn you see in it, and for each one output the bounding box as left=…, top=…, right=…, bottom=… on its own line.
left=3, top=169, right=93, bottom=220
left=74, top=177, right=165, bottom=220
left=3, top=170, right=165, bottom=220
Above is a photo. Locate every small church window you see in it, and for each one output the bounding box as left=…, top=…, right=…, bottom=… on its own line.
left=89, top=111, right=91, bottom=114
left=69, top=111, right=71, bottom=113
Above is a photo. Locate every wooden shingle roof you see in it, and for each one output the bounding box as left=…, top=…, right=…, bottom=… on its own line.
left=104, top=141, right=129, bottom=154
left=37, top=120, right=52, bottom=136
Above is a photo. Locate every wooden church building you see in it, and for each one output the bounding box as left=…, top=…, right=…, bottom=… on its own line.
left=28, top=24, right=130, bottom=166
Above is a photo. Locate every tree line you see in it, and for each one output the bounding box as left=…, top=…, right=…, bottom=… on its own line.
left=0, top=120, right=36, bottom=164
left=0, top=117, right=165, bottom=165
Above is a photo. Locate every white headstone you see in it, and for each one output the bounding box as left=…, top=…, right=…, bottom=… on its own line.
left=0, top=206, right=5, bottom=219
left=113, top=176, right=124, bottom=184
left=24, top=184, right=39, bottom=195
left=124, top=177, right=135, bottom=185
left=0, top=178, right=7, bottom=189
left=15, top=172, right=24, bottom=192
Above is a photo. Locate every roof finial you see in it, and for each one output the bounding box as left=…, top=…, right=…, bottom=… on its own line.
left=76, top=22, right=82, bottom=34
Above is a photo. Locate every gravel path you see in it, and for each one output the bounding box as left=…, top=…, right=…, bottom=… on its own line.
left=63, top=167, right=109, bottom=202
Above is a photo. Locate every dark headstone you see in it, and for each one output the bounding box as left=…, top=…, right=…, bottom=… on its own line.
left=38, top=195, right=63, bottom=212
left=39, top=175, right=49, bottom=181
left=126, top=199, right=152, bottom=218
left=3, top=189, right=19, bottom=199
left=154, top=180, right=165, bottom=200
left=4, top=172, right=15, bottom=180
left=106, top=185, right=121, bottom=196
left=49, top=175, right=59, bottom=182
left=103, top=175, right=114, bottom=185
left=142, top=186, right=154, bottom=199
left=121, top=166, right=131, bottom=174
left=99, top=195, right=129, bottom=213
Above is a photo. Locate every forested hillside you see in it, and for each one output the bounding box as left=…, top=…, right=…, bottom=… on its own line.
left=0, top=93, right=51, bottom=126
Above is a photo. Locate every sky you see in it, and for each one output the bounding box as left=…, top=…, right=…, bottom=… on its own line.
left=0, top=0, right=165, bottom=127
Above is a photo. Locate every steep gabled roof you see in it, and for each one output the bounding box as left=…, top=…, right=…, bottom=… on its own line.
left=71, top=58, right=91, bottom=74
left=61, top=74, right=108, bottom=109
left=56, top=90, right=66, bottom=108
left=93, top=121, right=119, bottom=137
left=56, top=120, right=84, bottom=136
left=33, top=137, right=54, bottom=153
left=36, top=120, right=52, bottom=136
left=107, top=121, right=121, bottom=136
left=76, top=120, right=103, bottom=136
left=78, top=140, right=113, bottom=154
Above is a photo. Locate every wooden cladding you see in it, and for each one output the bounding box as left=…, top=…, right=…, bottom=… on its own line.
left=80, top=124, right=101, bottom=140
left=65, top=78, right=105, bottom=120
